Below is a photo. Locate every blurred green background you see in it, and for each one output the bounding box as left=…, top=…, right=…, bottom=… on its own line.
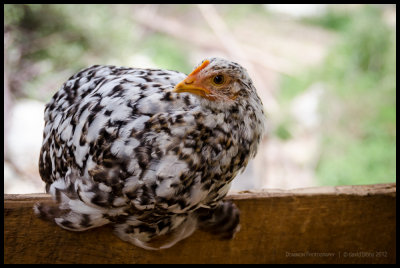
left=4, top=4, right=396, bottom=193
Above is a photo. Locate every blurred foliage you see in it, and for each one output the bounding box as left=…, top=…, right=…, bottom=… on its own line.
left=220, top=4, right=269, bottom=26
left=4, top=4, right=191, bottom=101
left=139, top=33, right=192, bottom=73
left=279, top=5, right=396, bottom=186
left=275, top=121, right=293, bottom=141
left=302, top=6, right=353, bottom=31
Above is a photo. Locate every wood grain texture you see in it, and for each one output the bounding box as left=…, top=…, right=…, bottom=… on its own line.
left=4, top=183, right=396, bottom=264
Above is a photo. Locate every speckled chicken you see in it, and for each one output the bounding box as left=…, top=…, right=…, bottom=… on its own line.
left=34, top=57, right=266, bottom=250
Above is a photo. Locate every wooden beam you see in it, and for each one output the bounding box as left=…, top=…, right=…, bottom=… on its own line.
left=4, top=183, right=396, bottom=264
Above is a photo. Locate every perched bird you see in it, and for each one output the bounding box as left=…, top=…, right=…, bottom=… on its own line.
left=35, top=57, right=266, bottom=250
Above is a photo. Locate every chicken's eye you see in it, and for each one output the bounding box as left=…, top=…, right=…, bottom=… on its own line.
left=213, top=75, right=225, bottom=85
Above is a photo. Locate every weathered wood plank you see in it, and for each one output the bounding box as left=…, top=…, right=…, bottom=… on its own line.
left=4, top=183, right=396, bottom=264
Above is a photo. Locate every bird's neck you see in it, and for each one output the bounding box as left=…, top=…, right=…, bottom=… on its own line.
left=199, top=98, right=265, bottom=147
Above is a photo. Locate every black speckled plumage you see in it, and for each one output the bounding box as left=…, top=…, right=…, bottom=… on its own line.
left=34, top=57, right=266, bottom=250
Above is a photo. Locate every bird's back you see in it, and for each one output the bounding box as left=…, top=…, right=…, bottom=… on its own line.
left=39, top=65, right=188, bottom=189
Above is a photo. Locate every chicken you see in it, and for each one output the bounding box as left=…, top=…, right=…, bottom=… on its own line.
left=35, top=57, right=266, bottom=250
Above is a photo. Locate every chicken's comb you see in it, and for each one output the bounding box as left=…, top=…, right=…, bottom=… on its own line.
left=188, top=60, right=210, bottom=76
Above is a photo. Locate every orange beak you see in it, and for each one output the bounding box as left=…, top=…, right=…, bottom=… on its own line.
left=173, top=60, right=213, bottom=99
